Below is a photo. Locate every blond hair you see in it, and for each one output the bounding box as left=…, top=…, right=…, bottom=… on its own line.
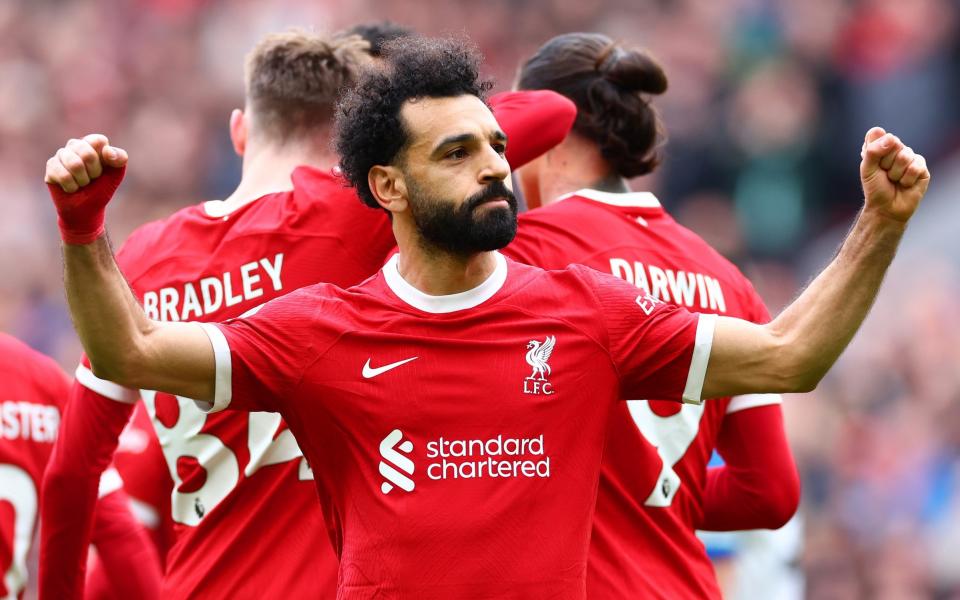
left=244, top=29, right=370, bottom=143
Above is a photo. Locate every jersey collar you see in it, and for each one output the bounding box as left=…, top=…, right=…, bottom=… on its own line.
left=383, top=252, right=508, bottom=314
left=560, top=188, right=662, bottom=208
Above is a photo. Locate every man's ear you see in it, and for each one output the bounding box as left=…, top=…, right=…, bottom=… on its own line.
left=369, top=165, right=409, bottom=213
left=229, top=109, right=247, bottom=157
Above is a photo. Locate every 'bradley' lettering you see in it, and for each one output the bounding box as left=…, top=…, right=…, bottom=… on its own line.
left=141, top=253, right=285, bottom=322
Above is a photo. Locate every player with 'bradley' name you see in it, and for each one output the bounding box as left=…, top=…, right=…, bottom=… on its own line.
left=45, top=35, right=928, bottom=599
left=39, top=31, right=382, bottom=600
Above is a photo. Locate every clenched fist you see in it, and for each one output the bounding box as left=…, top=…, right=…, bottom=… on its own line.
left=860, top=127, right=930, bottom=224
left=45, top=134, right=128, bottom=245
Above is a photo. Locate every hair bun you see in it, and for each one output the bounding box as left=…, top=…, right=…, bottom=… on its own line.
left=602, top=48, right=668, bottom=96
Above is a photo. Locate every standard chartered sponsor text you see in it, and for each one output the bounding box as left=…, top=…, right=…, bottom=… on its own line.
left=425, top=434, right=551, bottom=480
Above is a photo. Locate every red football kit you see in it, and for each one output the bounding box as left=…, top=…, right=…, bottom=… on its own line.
left=197, top=253, right=715, bottom=598
left=0, top=334, right=68, bottom=600
left=505, top=189, right=800, bottom=599
left=106, top=404, right=175, bottom=563
left=40, top=166, right=395, bottom=599
left=1, top=334, right=159, bottom=600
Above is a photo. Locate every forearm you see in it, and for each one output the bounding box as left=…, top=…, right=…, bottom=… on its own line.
left=704, top=210, right=905, bottom=398
left=769, top=210, right=904, bottom=388
left=703, top=129, right=927, bottom=398
left=63, top=236, right=154, bottom=384
left=90, top=490, right=162, bottom=600
left=62, top=238, right=214, bottom=398
left=39, top=385, right=135, bottom=599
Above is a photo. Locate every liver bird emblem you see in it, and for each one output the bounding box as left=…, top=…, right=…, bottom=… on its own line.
left=525, top=336, right=556, bottom=380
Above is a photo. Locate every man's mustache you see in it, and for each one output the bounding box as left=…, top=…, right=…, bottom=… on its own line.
left=465, top=181, right=517, bottom=213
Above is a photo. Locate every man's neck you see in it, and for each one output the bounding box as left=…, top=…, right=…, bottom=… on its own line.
left=394, top=229, right=499, bottom=296
left=221, top=146, right=337, bottom=209
left=537, top=136, right=629, bottom=205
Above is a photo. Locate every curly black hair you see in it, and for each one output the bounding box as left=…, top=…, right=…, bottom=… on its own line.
left=335, top=35, right=493, bottom=209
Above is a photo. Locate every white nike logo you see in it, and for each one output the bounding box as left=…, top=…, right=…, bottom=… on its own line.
left=362, top=357, right=419, bottom=379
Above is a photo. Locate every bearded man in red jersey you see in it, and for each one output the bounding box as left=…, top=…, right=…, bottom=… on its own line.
left=39, top=28, right=575, bottom=600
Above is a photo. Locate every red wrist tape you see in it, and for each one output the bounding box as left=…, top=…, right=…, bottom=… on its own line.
left=47, top=166, right=126, bottom=245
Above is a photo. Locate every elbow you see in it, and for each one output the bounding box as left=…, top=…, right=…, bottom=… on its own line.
left=787, top=372, right=821, bottom=394
left=745, top=467, right=801, bottom=530
left=769, top=340, right=827, bottom=393
left=764, top=470, right=802, bottom=530
left=89, top=355, right=139, bottom=389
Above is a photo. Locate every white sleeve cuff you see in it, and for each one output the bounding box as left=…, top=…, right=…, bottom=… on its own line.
left=98, top=467, right=124, bottom=498
left=681, top=313, right=717, bottom=405
left=195, top=323, right=232, bottom=414
left=75, top=364, right=140, bottom=404
left=727, top=393, right=783, bottom=414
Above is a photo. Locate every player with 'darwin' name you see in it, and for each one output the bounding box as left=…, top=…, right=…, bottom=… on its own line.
left=504, top=33, right=802, bottom=598
left=44, top=34, right=928, bottom=599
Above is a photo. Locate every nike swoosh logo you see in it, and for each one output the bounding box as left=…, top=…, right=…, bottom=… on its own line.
left=362, top=357, right=419, bottom=379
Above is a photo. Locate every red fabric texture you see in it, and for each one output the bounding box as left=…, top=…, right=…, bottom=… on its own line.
left=489, top=90, right=576, bottom=170
left=84, top=490, right=162, bottom=600
left=700, top=404, right=800, bottom=531
left=39, top=382, right=135, bottom=600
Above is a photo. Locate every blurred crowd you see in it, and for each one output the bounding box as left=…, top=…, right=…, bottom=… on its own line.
left=3, top=0, right=959, bottom=596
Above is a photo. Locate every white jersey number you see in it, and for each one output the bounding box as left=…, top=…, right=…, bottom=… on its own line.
left=141, top=391, right=311, bottom=526
left=0, top=464, right=36, bottom=600
left=626, top=400, right=704, bottom=507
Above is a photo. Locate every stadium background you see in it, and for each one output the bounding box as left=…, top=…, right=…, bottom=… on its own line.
left=3, top=0, right=960, bottom=596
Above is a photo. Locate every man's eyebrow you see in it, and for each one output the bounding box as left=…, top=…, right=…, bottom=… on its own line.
left=431, top=133, right=477, bottom=155
left=431, top=130, right=508, bottom=155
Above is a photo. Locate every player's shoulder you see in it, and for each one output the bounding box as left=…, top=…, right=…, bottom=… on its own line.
left=242, top=271, right=382, bottom=325
left=506, top=258, right=627, bottom=304
left=0, top=333, right=61, bottom=372
left=115, top=202, right=210, bottom=272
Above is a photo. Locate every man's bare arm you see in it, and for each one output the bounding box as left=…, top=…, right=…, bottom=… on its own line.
left=701, top=127, right=930, bottom=399
left=47, top=134, right=215, bottom=401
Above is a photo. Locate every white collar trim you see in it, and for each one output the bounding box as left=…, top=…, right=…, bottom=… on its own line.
left=383, top=252, right=508, bottom=314
left=561, top=188, right=662, bottom=208
left=203, top=199, right=244, bottom=218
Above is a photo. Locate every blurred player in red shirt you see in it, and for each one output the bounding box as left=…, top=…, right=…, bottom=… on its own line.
left=505, top=32, right=802, bottom=598
left=43, top=33, right=928, bottom=598
left=0, top=333, right=159, bottom=599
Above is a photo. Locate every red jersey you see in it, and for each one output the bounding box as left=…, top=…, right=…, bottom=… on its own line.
left=43, top=166, right=395, bottom=599
left=0, top=334, right=67, bottom=600
left=198, top=254, right=714, bottom=598
left=112, top=404, right=175, bottom=562
left=505, top=189, right=791, bottom=599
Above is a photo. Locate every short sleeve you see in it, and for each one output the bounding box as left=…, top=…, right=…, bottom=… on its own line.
left=196, top=289, right=321, bottom=414
left=582, top=266, right=716, bottom=404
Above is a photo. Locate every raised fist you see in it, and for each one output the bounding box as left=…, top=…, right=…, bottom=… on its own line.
left=859, top=127, right=930, bottom=224
left=44, top=134, right=128, bottom=245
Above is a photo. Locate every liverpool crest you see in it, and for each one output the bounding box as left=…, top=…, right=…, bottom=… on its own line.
left=524, top=335, right=556, bottom=395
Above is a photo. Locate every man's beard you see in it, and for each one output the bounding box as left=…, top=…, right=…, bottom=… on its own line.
left=407, top=179, right=518, bottom=256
